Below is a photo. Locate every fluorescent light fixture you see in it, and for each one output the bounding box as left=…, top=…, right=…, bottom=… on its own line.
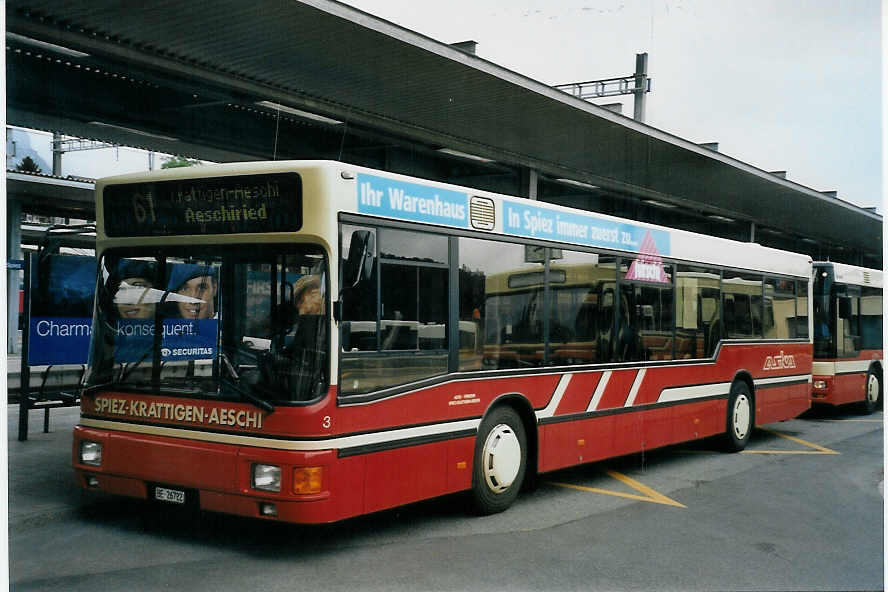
left=7, top=32, right=90, bottom=58
left=554, top=178, right=599, bottom=190
left=255, top=101, right=342, bottom=125
left=642, top=199, right=677, bottom=209
left=88, top=121, right=179, bottom=142
left=800, top=237, right=818, bottom=244
left=436, top=148, right=496, bottom=163
left=706, top=214, right=735, bottom=223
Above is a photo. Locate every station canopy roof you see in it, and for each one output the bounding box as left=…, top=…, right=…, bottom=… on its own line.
left=6, top=0, right=881, bottom=261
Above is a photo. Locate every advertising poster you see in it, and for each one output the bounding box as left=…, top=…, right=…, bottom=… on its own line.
left=27, top=253, right=96, bottom=365
left=110, top=261, right=219, bottom=363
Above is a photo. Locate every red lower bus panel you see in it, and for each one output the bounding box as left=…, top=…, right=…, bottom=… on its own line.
left=109, top=430, right=239, bottom=491
left=539, top=399, right=725, bottom=474
left=755, top=382, right=810, bottom=425
left=812, top=373, right=866, bottom=406
left=76, top=472, right=147, bottom=499
left=812, top=350, right=882, bottom=406
left=362, top=437, right=474, bottom=515
left=74, top=424, right=477, bottom=524
left=74, top=426, right=366, bottom=524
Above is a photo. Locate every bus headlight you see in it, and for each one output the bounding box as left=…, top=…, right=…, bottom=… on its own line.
left=252, top=464, right=282, bottom=492
left=79, top=441, right=103, bottom=466
left=813, top=380, right=827, bottom=389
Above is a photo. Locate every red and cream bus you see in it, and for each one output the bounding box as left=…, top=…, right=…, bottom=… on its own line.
left=74, top=161, right=813, bottom=523
left=811, top=262, right=883, bottom=412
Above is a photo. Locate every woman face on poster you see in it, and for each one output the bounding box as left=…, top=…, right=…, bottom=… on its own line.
left=115, top=276, right=156, bottom=319
left=175, top=274, right=217, bottom=319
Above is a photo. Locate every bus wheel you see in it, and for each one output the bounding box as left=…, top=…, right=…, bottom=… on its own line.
left=470, top=406, right=527, bottom=515
left=861, top=368, right=882, bottom=414
left=723, top=381, right=753, bottom=452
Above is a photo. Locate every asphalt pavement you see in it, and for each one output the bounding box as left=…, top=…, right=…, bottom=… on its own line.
left=7, top=404, right=83, bottom=531
left=5, top=399, right=884, bottom=591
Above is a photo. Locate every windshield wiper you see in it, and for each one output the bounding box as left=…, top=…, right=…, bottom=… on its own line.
left=81, top=340, right=157, bottom=397
left=218, top=351, right=275, bottom=414
left=82, top=380, right=118, bottom=397
left=220, top=375, right=275, bottom=414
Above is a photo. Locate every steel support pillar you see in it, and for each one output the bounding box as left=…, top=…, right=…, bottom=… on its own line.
left=633, top=53, right=648, bottom=123
left=522, top=167, right=539, bottom=200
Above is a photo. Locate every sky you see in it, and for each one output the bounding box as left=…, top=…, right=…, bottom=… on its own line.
left=341, top=0, right=883, bottom=211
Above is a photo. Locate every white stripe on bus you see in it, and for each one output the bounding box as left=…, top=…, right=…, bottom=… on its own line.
left=79, top=417, right=481, bottom=452
left=658, top=382, right=732, bottom=404
left=586, top=371, right=612, bottom=412
left=813, top=360, right=873, bottom=377
left=754, top=374, right=812, bottom=387
left=624, top=369, right=646, bottom=407
left=81, top=372, right=812, bottom=451
left=536, top=374, right=573, bottom=419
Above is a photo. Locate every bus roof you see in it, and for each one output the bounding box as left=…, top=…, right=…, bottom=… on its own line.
left=96, top=160, right=812, bottom=279
left=815, top=261, right=883, bottom=288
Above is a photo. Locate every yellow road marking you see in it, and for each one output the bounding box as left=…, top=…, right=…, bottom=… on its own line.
left=741, top=428, right=839, bottom=455
left=739, top=450, right=836, bottom=455
left=549, top=470, right=686, bottom=508
left=821, top=419, right=883, bottom=423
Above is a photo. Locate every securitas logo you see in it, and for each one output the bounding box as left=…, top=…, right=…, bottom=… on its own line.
left=763, top=351, right=796, bottom=371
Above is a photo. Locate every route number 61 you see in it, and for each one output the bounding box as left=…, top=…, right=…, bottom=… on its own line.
left=132, top=194, right=156, bottom=224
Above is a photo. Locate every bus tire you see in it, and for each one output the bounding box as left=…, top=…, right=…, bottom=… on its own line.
left=470, top=406, right=527, bottom=515
left=722, top=380, right=754, bottom=452
left=861, top=368, right=882, bottom=414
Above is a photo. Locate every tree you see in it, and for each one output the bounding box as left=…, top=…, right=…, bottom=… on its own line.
left=161, top=155, right=201, bottom=169
left=16, top=156, right=42, bottom=174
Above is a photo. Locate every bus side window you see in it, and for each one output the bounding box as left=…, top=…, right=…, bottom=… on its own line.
left=796, top=280, right=809, bottom=339
left=860, top=286, right=882, bottom=350
left=675, top=266, right=721, bottom=359
left=547, top=250, right=615, bottom=366
left=458, top=238, right=546, bottom=370
left=722, top=272, right=763, bottom=339
left=340, top=226, right=449, bottom=395
left=764, top=277, right=796, bottom=339
left=837, top=290, right=861, bottom=356
left=616, top=260, right=674, bottom=362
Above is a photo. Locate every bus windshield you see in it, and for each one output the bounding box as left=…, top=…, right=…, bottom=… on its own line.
left=87, top=244, right=329, bottom=404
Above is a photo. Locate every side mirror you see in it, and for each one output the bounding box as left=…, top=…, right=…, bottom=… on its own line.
left=343, top=230, right=375, bottom=289
left=838, top=296, right=853, bottom=319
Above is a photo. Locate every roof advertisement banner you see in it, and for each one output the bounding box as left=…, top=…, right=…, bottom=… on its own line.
left=351, top=175, right=671, bottom=259
left=356, top=174, right=469, bottom=228
left=503, top=200, right=671, bottom=256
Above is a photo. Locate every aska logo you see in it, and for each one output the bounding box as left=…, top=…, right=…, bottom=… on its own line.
left=625, top=232, right=668, bottom=284
left=763, top=350, right=796, bottom=371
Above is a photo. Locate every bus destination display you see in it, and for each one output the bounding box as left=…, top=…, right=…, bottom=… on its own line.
left=103, top=173, right=302, bottom=236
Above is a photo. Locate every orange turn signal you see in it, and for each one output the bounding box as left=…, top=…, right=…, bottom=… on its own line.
left=293, top=467, right=323, bottom=494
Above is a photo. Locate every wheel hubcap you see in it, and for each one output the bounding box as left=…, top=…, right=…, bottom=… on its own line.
left=733, top=394, right=751, bottom=440
left=867, top=375, right=879, bottom=403
left=482, top=424, right=521, bottom=493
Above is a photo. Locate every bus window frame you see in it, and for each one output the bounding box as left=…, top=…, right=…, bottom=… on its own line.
left=90, top=243, right=331, bottom=406
left=337, top=213, right=810, bottom=401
